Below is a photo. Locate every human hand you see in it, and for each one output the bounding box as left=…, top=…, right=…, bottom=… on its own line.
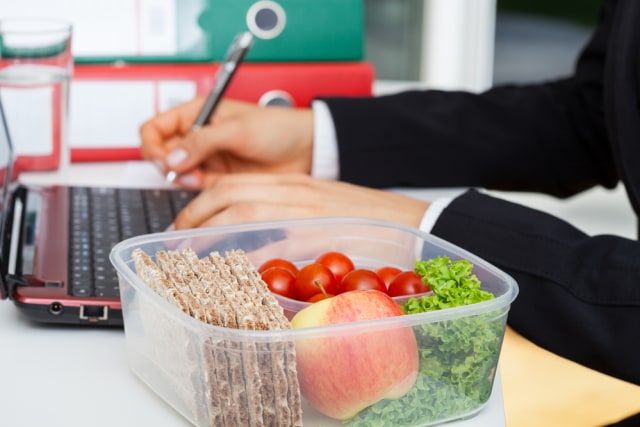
left=169, top=173, right=430, bottom=230
left=139, top=98, right=314, bottom=188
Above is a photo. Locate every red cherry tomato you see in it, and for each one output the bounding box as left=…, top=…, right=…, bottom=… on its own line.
left=339, top=269, right=387, bottom=294
left=295, top=263, right=339, bottom=301
left=375, top=266, right=402, bottom=288
left=306, top=293, right=335, bottom=303
left=387, top=271, right=431, bottom=297
left=261, top=267, right=297, bottom=299
left=315, top=251, right=355, bottom=283
left=258, top=258, right=299, bottom=277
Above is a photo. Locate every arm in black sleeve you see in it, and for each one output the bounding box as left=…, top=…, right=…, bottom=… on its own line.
left=322, top=1, right=617, bottom=197
left=431, top=189, right=640, bottom=385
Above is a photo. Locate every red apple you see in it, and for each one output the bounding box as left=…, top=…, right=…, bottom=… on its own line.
left=291, top=289, right=419, bottom=420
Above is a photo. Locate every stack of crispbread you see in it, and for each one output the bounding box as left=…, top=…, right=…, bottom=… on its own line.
left=131, top=247, right=303, bottom=427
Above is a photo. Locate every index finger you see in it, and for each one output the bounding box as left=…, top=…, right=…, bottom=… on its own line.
left=139, top=97, right=206, bottom=160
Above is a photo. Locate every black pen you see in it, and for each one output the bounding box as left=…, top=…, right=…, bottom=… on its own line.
left=166, top=31, right=254, bottom=184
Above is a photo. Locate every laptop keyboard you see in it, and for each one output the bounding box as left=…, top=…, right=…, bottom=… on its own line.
left=69, top=187, right=198, bottom=298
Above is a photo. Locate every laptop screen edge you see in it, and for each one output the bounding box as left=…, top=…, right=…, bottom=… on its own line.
left=0, top=94, right=17, bottom=299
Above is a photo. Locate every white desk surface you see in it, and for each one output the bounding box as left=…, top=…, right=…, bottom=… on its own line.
left=0, top=161, right=505, bottom=427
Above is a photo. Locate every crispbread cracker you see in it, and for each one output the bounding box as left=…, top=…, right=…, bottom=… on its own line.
left=225, top=250, right=303, bottom=426
left=131, top=247, right=303, bottom=427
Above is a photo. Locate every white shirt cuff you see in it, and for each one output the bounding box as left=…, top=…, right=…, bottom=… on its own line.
left=418, top=197, right=454, bottom=232
left=310, top=100, right=340, bottom=180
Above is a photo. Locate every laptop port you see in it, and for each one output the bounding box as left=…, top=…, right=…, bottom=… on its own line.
left=79, top=305, right=109, bottom=322
left=48, top=302, right=63, bottom=315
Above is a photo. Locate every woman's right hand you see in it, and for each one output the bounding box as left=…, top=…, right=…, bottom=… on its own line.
left=139, top=99, right=315, bottom=188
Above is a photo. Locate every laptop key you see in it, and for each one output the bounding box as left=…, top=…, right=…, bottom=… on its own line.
left=95, top=289, right=119, bottom=299
left=71, top=286, right=92, bottom=297
left=95, top=283, right=120, bottom=298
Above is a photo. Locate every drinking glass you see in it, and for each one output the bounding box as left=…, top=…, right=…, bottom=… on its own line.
left=0, top=18, right=73, bottom=172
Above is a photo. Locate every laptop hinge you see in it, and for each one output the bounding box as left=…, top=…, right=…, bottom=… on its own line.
left=1, top=186, right=28, bottom=300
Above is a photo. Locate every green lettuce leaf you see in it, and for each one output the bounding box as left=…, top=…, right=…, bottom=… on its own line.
left=406, top=256, right=494, bottom=312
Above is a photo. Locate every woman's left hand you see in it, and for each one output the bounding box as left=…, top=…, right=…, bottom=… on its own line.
left=170, top=173, right=430, bottom=230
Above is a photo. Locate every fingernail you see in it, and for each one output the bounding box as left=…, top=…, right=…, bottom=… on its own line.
left=177, top=171, right=200, bottom=188
left=165, top=223, right=175, bottom=232
left=166, top=148, right=188, bottom=167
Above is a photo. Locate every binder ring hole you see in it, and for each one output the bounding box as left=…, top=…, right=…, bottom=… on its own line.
left=258, top=90, right=294, bottom=107
left=256, top=8, right=278, bottom=31
left=247, top=0, right=286, bottom=40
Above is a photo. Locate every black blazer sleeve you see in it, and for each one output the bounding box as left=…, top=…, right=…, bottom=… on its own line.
left=323, top=1, right=617, bottom=198
left=432, top=189, right=640, bottom=386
